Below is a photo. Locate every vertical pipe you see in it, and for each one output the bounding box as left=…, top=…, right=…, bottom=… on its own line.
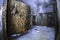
left=54, top=0, right=59, bottom=40
left=7, top=0, right=11, bottom=40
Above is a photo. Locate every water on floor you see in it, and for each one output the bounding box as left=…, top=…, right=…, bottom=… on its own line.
left=10, top=25, right=55, bottom=40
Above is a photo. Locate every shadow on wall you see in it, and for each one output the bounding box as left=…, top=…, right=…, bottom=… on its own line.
left=56, top=0, right=60, bottom=40
left=0, top=31, right=3, bottom=40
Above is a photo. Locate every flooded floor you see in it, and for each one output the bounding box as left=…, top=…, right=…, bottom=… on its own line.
left=10, top=25, right=55, bottom=40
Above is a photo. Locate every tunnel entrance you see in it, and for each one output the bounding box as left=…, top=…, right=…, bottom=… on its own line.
left=21, top=0, right=58, bottom=28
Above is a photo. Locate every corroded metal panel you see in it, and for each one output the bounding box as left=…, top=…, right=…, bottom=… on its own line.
left=2, top=1, right=31, bottom=40
left=7, top=1, right=31, bottom=35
